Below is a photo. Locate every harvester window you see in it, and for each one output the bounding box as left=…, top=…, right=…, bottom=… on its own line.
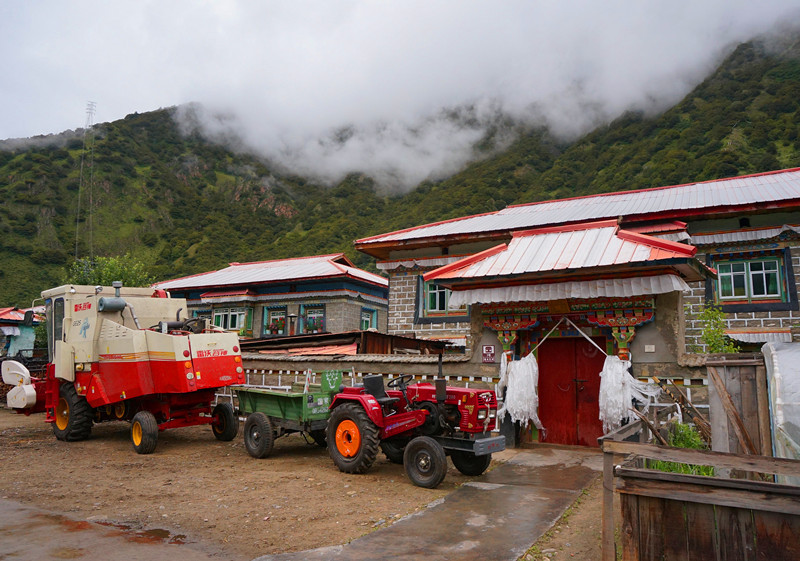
left=50, top=298, right=65, bottom=357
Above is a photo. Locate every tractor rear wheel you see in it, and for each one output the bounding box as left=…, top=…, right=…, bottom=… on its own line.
left=380, top=437, right=408, bottom=464
left=403, top=436, right=447, bottom=489
left=451, top=450, right=492, bottom=476
left=212, top=402, right=239, bottom=441
left=244, top=412, right=275, bottom=458
left=131, top=411, right=158, bottom=454
left=327, top=403, right=380, bottom=474
left=52, top=383, right=93, bottom=442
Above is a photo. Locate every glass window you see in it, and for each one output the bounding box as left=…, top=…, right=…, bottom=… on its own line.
left=305, top=307, right=325, bottom=333
left=213, top=308, right=247, bottom=331
left=266, top=309, right=287, bottom=335
left=360, top=309, right=374, bottom=330
left=717, top=259, right=782, bottom=302
left=421, top=280, right=467, bottom=317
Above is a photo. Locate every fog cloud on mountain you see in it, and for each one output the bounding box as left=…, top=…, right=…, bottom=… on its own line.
left=3, top=1, right=800, bottom=190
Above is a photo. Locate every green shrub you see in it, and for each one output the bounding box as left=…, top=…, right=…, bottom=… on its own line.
left=649, top=422, right=715, bottom=476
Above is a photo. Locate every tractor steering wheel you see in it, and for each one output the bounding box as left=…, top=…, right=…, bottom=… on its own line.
left=387, top=374, right=414, bottom=389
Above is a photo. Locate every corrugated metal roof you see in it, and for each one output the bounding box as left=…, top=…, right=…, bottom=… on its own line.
left=156, top=254, right=387, bottom=290
left=690, top=224, right=800, bottom=245
left=426, top=220, right=695, bottom=281
left=357, top=168, right=800, bottom=247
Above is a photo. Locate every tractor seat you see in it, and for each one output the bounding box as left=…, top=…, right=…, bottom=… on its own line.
left=362, top=375, right=399, bottom=406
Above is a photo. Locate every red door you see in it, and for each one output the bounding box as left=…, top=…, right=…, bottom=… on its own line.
left=536, top=337, right=605, bottom=447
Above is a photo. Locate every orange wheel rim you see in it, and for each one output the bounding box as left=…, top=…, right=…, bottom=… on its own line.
left=55, top=397, right=69, bottom=431
left=132, top=422, right=143, bottom=446
left=335, top=420, right=361, bottom=457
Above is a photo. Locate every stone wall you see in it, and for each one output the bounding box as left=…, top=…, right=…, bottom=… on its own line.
left=387, top=266, right=472, bottom=346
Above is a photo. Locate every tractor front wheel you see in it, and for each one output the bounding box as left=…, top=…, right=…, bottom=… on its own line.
left=131, top=411, right=158, bottom=454
left=403, top=436, right=447, bottom=489
left=327, top=403, right=380, bottom=474
left=52, top=383, right=93, bottom=442
left=212, top=402, right=239, bottom=441
left=450, top=450, right=492, bottom=476
left=244, top=412, right=275, bottom=458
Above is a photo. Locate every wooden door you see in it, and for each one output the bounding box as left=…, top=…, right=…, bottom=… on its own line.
left=537, top=336, right=606, bottom=447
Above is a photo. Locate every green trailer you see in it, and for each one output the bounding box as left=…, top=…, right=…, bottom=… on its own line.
left=234, top=370, right=343, bottom=458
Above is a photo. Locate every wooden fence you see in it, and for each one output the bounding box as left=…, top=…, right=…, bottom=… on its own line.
left=601, top=418, right=800, bottom=561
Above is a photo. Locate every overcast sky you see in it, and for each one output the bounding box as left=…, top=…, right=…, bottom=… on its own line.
left=2, top=1, right=800, bottom=189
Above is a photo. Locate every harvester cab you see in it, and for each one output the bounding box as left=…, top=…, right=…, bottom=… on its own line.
left=4, top=282, right=244, bottom=454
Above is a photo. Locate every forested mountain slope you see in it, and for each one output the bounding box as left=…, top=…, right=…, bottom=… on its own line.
left=1, top=37, right=799, bottom=306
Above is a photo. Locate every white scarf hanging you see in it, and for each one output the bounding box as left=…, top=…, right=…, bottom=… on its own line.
left=496, top=316, right=660, bottom=435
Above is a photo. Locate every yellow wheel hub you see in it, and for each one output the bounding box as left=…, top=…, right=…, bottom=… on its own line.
left=55, top=397, right=70, bottom=431
left=335, top=420, right=361, bottom=458
left=132, top=421, right=143, bottom=446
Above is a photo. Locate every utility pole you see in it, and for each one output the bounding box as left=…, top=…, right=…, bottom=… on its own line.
left=75, top=101, right=96, bottom=260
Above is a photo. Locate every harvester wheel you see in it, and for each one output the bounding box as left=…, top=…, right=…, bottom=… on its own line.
left=131, top=411, right=158, bottom=454
left=450, top=450, right=492, bottom=476
left=211, top=402, right=239, bottom=441
left=380, top=437, right=408, bottom=464
left=244, top=412, right=275, bottom=458
left=327, top=403, right=380, bottom=474
left=403, top=436, right=447, bottom=489
left=52, top=383, right=93, bottom=442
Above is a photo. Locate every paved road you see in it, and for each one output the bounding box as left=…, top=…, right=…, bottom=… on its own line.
left=253, top=446, right=602, bottom=561
left=0, top=447, right=600, bottom=561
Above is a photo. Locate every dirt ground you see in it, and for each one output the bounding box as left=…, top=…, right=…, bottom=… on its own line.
left=0, top=407, right=603, bottom=560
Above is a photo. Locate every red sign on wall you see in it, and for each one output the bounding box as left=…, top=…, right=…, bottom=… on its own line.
left=482, top=345, right=496, bottom=363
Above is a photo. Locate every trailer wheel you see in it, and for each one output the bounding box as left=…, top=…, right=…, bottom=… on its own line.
left=450, top=450, right=492, bottom=476
left=327, top=403, right=380, bottom=474
left=52, top=383, right=93, bottom=442
left=244, top=412, right=275, bottom=458
left=404, top=436, right=447, bottom=489
left=380, top=437, right=408, bottom=464
left=131, top=411, right=158, bottom=454
left=309, top=429, right=327, bottom=447
left=211, top=402, right=239, bottom=441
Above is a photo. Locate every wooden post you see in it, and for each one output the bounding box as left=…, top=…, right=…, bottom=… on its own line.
left=602, top=444, right=617, bottom=561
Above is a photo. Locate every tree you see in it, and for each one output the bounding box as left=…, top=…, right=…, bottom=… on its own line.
left=64, top=254, right=155, bottom=287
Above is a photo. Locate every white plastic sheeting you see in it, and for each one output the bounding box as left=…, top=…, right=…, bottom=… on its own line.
left=598, top=355, right=661, bottom=433
left=496, top=351, right=544, bottom=431
left=448, top=274, right=690, bottom=307
left=762, top=342, right=800, bottom=485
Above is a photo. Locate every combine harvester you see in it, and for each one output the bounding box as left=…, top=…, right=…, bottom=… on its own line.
left=2, top=282, right=243, bottom=453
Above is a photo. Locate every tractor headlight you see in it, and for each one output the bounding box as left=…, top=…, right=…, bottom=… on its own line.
left=477, top=409, right=488, bottom=420
left=489, top=409, right=497, bottom=419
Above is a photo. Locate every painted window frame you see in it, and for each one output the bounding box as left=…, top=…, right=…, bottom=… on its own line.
left=302, top=305, right=326, bottom=333
left=360, top=307, right=377, bottom=330
left=264, top=306, right=288, bottom=335
left=213, top=307, right=248, bottom=331
left=414, top=276, right=470, bottom=324
left=706, top=247, right=798, bottom=313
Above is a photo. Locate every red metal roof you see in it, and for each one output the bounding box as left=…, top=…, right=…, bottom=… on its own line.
left=156, top=254, right=387, bottom=291
left=357, top=168, right=800, bottom=255
left=424, top=220, right=700, bottom=283
left=0, top=307, right=42, bottom=324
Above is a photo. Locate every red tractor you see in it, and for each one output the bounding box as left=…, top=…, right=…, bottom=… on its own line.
left=327, top=372, right=505, bottom=488
left=3, top=282, right=243, bottom=454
